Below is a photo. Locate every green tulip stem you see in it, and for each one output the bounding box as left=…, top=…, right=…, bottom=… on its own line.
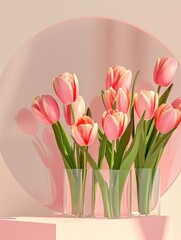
left=81, top=147, right=87, bottom=215
left=157, top=86, right=161, bottom=94
left=111, top=140, right=115, bottom=169
left=70, top=103, right=76, bottom=124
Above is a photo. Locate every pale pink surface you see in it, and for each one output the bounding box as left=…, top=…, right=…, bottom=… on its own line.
left=0, top=17, right=181, bottom=211
left=0, top=216, right=172, bottom=240
left=32, top=95, right=60, bottom=125
left=154, top=104, right=181, bottom=134
left=134, top=90, right=158, bottom=120
left=102, top=109, right=128, bottom=140
left=72, top=116, right=98, bottom=146
left=63, top=95, right=85, bottom=126
left=53, top=72, right=79, bottom=105
left=154, top=57, right=177, bottom=87
left=0, top=220, right=56, bottom=240
left=106, top=66, right=132, bottom=91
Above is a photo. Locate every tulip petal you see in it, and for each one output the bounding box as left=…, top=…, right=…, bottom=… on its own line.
left=104, top=114, right=119, bottom=140
left=88, top=123, right=98, bottom=145
left=72, top=126, right=85, bottom=146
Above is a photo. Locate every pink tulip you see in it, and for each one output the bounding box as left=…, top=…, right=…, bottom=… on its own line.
left=106, top=66, right=132, bottom=91
left=103, top=87, right=130, bottom=113
left=154, top=57, right=177, bottom=87
left=72, top=116, right=98, bottom=146
left=134, top=90, right=158, bottom=120
left=154, top=104, right=181, bottom=134
left=63, top=96, right=86, bottom=126
left=103, top=87, right=116, bottom=110
left=172, top=97, right=181, bottom=111
left=115, top=87, right=130, bottom=113
left=32, top=95, right=60, bottom=125
left=53, top=72, right=79, bottom=104
left=102, top=109, right=128, bottom=140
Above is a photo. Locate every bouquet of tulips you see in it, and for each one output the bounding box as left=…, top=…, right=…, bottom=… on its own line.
left=32, top=57, right=181, bottom=218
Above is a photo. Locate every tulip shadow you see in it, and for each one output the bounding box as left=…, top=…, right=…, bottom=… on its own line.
left=135, top=216, right=170, bottom=240
left=15, top=108, right=64, bottom=212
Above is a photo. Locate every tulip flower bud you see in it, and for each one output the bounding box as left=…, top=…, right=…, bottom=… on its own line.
left=72, top=116, right=98, bottom=146
left=115, top=87, right=130, bottom=113
left=32, top=95, right=60, bottom=125
left=53, top=72, right=79, bottom=104
left=134, top=90, right=158, bottom=120
left=63, top=96, right=85, bottom=126
left=103, top=87, right=130, bottom=113
left=106, top=66, right=132, bottom=91
left=102, top=109, right=128, bottom=140
left=154, top=57, right=177, bottom=87
left=103, top=87, right=116, bottom=110
left=172, top=97, right=181, bottom=111
left=154, top=104, right=181, bottom=134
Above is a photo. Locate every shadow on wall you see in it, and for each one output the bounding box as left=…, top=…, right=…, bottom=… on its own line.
left=15, top=108, right=64, bottom=212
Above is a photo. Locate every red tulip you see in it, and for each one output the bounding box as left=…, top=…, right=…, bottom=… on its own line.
left=53, top=72, right=79, bottom=104
left=102, top=109, right=128, bottom=140
left=32, top=95, right=60, bottom=125
left=172, top=97, right=181, bottom=111
left=72, top=116, right=98, bottom=146
left=63, top=96, right=85, bottom=126
left=154, top=57, right=177, bottom=87
left=154, top=104, right=181, bottom=134
left=134, top=90, right=158, bottom=120
left=106, top=66, right=132, bottom=91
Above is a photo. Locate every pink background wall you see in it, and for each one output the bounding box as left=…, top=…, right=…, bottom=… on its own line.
left=0, top=0, right=181, bottom=239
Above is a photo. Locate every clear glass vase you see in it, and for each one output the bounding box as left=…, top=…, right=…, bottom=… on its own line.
left=132, top=168, right=160, bottom=216
left=92, top=169, right=132, bottom=219
left=63, top=169, right=93, bottom=217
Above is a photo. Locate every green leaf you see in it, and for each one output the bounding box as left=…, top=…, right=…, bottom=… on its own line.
left=86, top=108, right=92, bottom=118
left=120, top=112, right=145, bottom=171
left=52, top=123, right=74, bottom=169
left=138, top=130, right=146, bottom=168
left=101, top=90, right=106, bottom=109
left=130, top=70, right=140, bottom=138
left=159, top=83, right=173, bottom=105
left=98, top=128, right=112, bottom=168
left=113, top=120, right=132, bottom=169
left=112, top=101, right=117, bottom=110
left=98, top=134, right=107, bottom=169
left=144, top=131, right=173, bottom=168
left=56, top=121, right=76, bottom=168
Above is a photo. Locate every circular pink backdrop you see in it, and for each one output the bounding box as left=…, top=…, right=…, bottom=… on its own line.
left=0, top=17, right=180, bottom=212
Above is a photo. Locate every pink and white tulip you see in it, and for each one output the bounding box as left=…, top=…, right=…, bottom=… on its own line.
left=172, top=97, right=181, bottom=111
left=154, top=104, right=181, bottom=134
left=106, top=66, right=132, bottom=91
left=115, top=87, right=130, bottom=113
left=72, top=116, right=98, bottom=146
left=154, top=57, right=177, bottom=87
left=53, top=72, right=79, bottom=104
left=32, top=95, right=60, bottom=125
left=103, top=87, right=130, bottom=113
left=63, top=96, right=85, bottom=126
left=102, top=109, right=128, bottom=140
left=134, top=90, right=158, bottom=120
left=103, top=87, right=116, bottom=110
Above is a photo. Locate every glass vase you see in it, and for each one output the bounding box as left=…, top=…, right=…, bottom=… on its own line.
left=63, top=169, right=93, bottom=217
left=92, top=169, right=132, bottom=219
left=132, top=168, right=160, bottom=216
